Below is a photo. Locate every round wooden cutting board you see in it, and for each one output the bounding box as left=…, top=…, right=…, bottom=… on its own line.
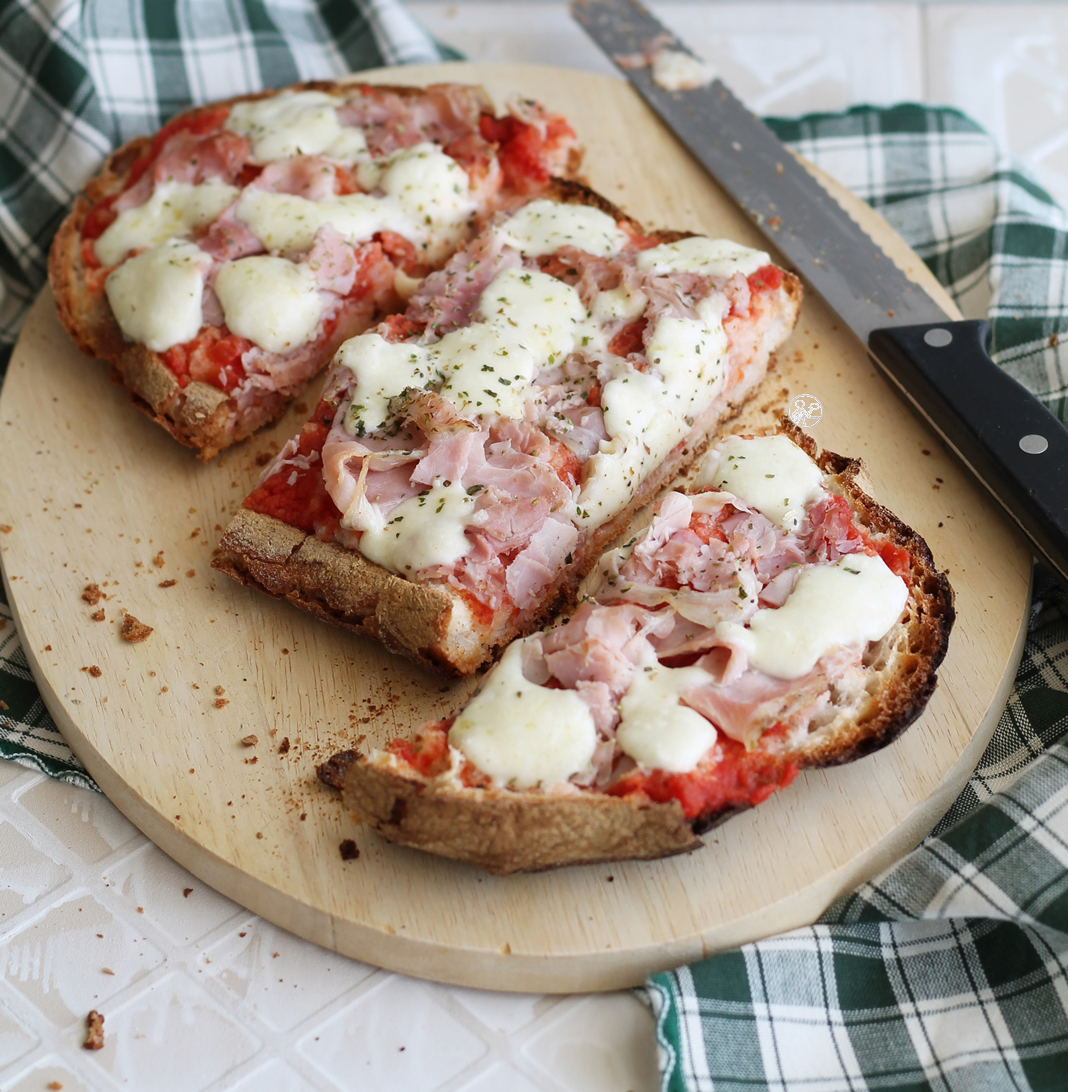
left=0, top=63, right=1031, bottom=992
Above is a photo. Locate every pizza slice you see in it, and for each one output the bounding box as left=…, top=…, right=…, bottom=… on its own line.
left=212, top=182, right=803, bottom=674
left=325, top=426, right=954, bottom=874
left=48, top=81, right=578, bottom=457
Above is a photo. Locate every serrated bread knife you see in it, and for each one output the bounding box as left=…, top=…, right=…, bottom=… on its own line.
left=572, top=0, right=1068, bottom=585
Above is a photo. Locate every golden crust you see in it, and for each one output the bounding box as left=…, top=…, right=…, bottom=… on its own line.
left=46, top=81, right=499, bottom=459
left=342, top=761, right=700, bottom=875
left=332, top=425, right=954, bottom=873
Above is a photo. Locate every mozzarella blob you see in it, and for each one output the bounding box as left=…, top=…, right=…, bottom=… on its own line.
left=105, top=239, right=210, bottom=351
left=449, top=642, right=598, bottom=789
left=697, top=434, right=827, bottom=531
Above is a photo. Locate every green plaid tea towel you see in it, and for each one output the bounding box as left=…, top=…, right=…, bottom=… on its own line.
left=646, top=108, right=1068, bottom=1092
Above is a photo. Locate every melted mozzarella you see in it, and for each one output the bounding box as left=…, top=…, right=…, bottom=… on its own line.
left=616, top=656, right=717, bottom=772
left=335, top=335, right=434, bottom=435
left=95, top=180, right=238, bottom=267
left=214, top=255, right=323, bottom=353
left=449, top=642, right=598, bottom=789
left=478, top=267, right=596, bottom=361
left=433, top=324, right=538, bottom=420
left=575, top=301, right=727, bottom=528
left=636, top=235, right=769, bottom=280
left=235, top=143, right=474, bottom=262
left=697, top=434, right=827, bottom=531
left=104, top=239, right=210, bottom=351
left=651, top=49, right=715, bottom=91
left=495, top=199, right=628, bottom=257
left=226, top=90, right=369, bottom=164
left=721, top=553, right=909, bottom=679
left=592, top=283, right=647, bottom=324
left=357, top=479, right=475, bottom=572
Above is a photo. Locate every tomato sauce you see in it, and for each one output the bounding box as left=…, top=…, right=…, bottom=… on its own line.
left=243, top=400, right=343, bottom=537
left=608, top=730, right=799, bottom=819
left=478, top=113, right=576, bottom=193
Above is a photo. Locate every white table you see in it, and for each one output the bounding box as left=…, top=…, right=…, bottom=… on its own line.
left=2, top=3, right=1065, bottom=1088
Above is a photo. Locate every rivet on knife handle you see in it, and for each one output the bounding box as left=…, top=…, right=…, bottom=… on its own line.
left=868, top=320, right=1068, bottom=584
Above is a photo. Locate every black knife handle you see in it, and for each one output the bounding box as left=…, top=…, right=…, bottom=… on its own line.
left=868, top=319, right=1068, bottom=585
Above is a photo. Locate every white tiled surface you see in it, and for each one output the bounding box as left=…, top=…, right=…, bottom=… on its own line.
left=4, top=3, right=1067, bottom=1088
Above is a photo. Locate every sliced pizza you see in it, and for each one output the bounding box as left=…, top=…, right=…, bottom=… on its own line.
left=325, top=426, right=954, bottom=874
left=212, top=182, right=803, bottom=674
left=48, top=81, right=579, bottom=457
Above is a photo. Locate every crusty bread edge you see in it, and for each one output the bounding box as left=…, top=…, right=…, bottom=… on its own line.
left=336, top=423, right=954, bottom=874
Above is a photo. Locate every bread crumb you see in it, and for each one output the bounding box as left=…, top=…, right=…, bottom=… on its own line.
left=83, top=1009, right=104, bottom=1050
left=82, top=665, right=102, bottom=678
left=245, top=755, right=258, bottom=764
left=339, top=839, right=359, bottom=860
left=152, top=551, right=165, bottom=568
left=82, top=583, right=104, bottom=605
left=214, top=698, right=229, bottom=708
left=47, top=1082, right=63, bottom=1090
left=158, top=579, right=177, bottom=588
left=186, top=569, right=196, bottom=578
left=0, top=524, right=12, bottom=533
left=90, top=608, right=105, bottom=621
left=279, top=737, right=290, bottom=754
left=183, top=887, right=193, bottom=898
left=256, top=831, right=264, bottom=839
left=120, top=614, right=153, bottom=643
left=241, top=734, right=258, bottom=747
left=0, top=700, right=6, bottom=710
left=101, top=967, right=114, bottom=975
left=215, top=685, right=226, bottom=695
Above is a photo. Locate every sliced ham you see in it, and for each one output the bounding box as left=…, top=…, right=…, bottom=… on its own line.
left=253, top=155, right=341, bottom=201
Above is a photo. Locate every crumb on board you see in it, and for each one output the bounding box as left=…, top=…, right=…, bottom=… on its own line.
left=82, top=583, right=104, bottom=605
left=152, top=551, right=165, bottom=568
left=47, top=1081, right=63, bottom=1090
left=90, top=609, right=105, bottom=621
left=83, top=1009, right=104, bottom=1050
left=241, top=734, right=258, bottom=747
left=82, top=665, right=102, bottom=678
left=120, top=613, right=153, bottom=643
left=214, top=698, right=229, bottom=708
left=215, top=685, right=226, bottom=695
left=158, top=579, right=177, bottom=588
left=340, top=840, right=359, bottom=861
left=279, top=737, right=290, bottom=754
left=183, top=887, right=193, bottom=898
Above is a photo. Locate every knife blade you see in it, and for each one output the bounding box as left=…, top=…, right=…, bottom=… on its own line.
left=572, top=0, right=1068, bottom=585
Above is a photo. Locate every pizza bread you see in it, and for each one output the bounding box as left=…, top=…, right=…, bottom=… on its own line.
left=323, top=425, right=954, bottom=874
left=48, top=81, right=579, bottom=457
left=212, top=180, right=802, bottom=674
